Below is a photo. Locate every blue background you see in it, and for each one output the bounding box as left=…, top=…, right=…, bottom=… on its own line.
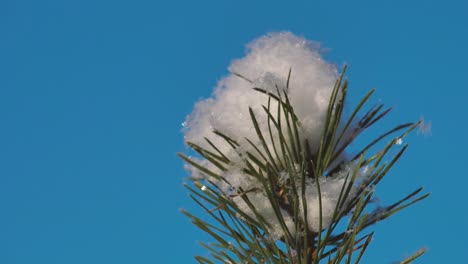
left=1, top=0, right=466, bottom=263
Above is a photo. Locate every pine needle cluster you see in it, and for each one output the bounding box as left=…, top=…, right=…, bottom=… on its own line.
left=179, top=67, right=428, bottom=264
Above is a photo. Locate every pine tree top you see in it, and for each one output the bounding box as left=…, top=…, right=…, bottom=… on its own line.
left=180, top=32, right=428, bottom=264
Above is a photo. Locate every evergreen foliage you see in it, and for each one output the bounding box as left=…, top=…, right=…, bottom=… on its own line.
left=179, top=67, right=428, bottom=263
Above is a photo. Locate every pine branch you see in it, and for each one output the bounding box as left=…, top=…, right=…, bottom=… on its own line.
left=180, top=67, right=429, bottom=263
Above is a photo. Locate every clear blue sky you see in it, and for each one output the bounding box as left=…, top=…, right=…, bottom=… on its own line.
left=1, top=0, right=466, bottom=263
